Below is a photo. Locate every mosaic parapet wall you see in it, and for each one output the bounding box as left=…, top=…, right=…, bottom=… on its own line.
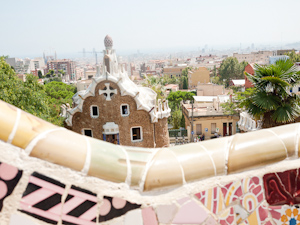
left=2, top=142, right=300, bottom=225
left=2, top=100, right=300, bottom=224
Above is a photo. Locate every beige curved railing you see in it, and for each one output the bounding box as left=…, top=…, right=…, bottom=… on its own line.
left=0, top=99, right=299, bottom=192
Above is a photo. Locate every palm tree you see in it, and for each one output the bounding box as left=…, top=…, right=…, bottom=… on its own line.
left=243, top=59, right=300, bottom=128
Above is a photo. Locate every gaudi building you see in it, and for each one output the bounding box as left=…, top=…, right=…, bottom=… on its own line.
left=65, top=35, right=170, bottom=148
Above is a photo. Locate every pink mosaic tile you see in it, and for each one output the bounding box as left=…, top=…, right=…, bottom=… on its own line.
left=61, top=185, right=98, bottom=225
left=172, top=200, right=208, bottom=224
left=195, top=186, right=225, bottom=214
left=142, top=207, right=158, bottom=225
left=98, top=196, right=140, bottom=222
left=0, top=162, right=22, bottom=211
left=221, top=181, right=243, bottom=206
left=205, top=216, right=218, bottom=225
left=155, top=204, right=178, bottom=223
left=218, top=207, right=235, bottom=225
left=269, top=205, right=283, bottom=222
left=240, top=182, right=264, bottom=213
left=20, top=172, right=65, bottom=224
left=243, top=203, right=269, bottom=225
left=177, top=196, right=191, bottom=205
left=241, top=177, right=262, bottom=195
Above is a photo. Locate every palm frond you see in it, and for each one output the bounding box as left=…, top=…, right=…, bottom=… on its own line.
left=271, top=103, right=300, bottom=123
left=251, top=92, right=281, bottom=110
left=261, top=76, right=290, bottom=87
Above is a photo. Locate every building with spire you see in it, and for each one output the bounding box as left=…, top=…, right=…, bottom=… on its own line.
left=64, top=35, right=171, bottom=148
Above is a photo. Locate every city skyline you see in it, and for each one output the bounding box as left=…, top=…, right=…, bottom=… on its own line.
left=1, top=0, right=300, bottom=58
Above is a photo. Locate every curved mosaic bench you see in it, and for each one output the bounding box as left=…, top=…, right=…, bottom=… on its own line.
left=1, top=99, right=300, bottom=225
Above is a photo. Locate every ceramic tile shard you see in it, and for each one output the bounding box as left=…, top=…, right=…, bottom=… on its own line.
left=141, top=207, right=158, bottom=225
left=263, top=169, right=300, bottom=205
left=172, top=200, right=208, bottom=224
left=233, top=204, right=249, bottom=223
left=155, top=203, right=178, bottom=224
left=269, top=205, right=300, bottom=225
left=124, top=209, right=143, bottom=225
left=218, top=206, right=235, bottom=225
left=268, top=205, right=283, bottom=223
left=221, top=181, right=243, bottom=206
left=195, top=186, right=225, bottom=214
left=19, top=172, right=65, bottom=224
left=9, top=213, right=40, bottom=225
left=0, top=162, right=22, bottom=211
left=204, top=216, right=218, bottom=225
left=241, top=177, right=262, bottom=194
left=98, top=196, right=141, bottom=222
left=243, top=203, right=269, bottom=225
left=61, top=185, right=98, bottom=225
left=240, top=181, right=264, bottom=214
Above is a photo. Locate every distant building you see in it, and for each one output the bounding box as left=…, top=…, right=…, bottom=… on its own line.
left=182, top=95, right=239, bottom=140
left=32, top=57, right=45, bottom=70
left=164, top=84, right=179, bottom=93
left=233, top=51, right=274, bottom=64
left=244, top=64, right=255, bottom=89
left=196, top=83, right=225, bottom=96
left=163, top=66, right=186, bottom=78
left=5, top=58, right=17, bottom=68
left=269, top=55, right=289, bottom=65
left=229, top=79, right=245, bottom=91
left=188, top=67, right=210, bottom=89
left=47, top=59, right=76, bottom=80
left=84, top=69, right=97, bottom=79
left=75, top=67, right=84, bottom=80
left=276, top=49, right=295, bottom=55
left=76, top=79, right=93, bottom=92
left=65, top=35, right=171, bottom=148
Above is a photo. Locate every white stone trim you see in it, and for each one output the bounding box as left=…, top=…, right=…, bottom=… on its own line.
left=131, top=126, right=143, bottom=142
left=102, top=122, right=119, bottom=135
left=7, top=108, right=21, bottom=144
left=90, top=105, right=99, bottom=118
left=120, top=104, right=130, bottom=117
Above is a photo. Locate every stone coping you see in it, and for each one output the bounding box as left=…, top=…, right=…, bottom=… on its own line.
left=0, top=99, right=299, bottom=192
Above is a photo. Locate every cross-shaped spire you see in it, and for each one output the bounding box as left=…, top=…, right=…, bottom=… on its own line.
left=99, top=83, right=117, bottom=101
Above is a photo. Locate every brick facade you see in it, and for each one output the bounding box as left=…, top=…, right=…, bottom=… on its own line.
left=68, top=80, right=169, bottom=148
left=244, top=64, right=254, bottom=89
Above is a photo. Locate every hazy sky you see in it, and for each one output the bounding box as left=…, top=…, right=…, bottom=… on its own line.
left=1, top=0, right=300, bottom=57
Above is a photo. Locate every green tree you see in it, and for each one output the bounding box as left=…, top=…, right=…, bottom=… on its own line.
left=180, top=114, right=185, bottom=128
left=219, top=57, right=247, bottom=87
left=38, top=70, right=43, bottom=78
left=167, top=90, right=195, bottom=111
left=243, top=59, right=300, bottom=128
left=171, top=108, right=182, bottom=129
left=0, top=57, right=74, bottom=126
left=221, top=88, right=255, bottom=115
left=182, top=76, right=188, bottom=89
left=285, top=50, right=300, bottom=63
left=58, top=69, right=65, bottom=79
left=167, top=91, right=195, bottom=129
left=212, top=65, right=217, bottom=77
left=45, top=81, right=76, bottom=126
left=0, top=56, right=51, bottom=122
left=142, top=75, right=165, bottom=100
left=46, top=69, right=55, bottom=78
